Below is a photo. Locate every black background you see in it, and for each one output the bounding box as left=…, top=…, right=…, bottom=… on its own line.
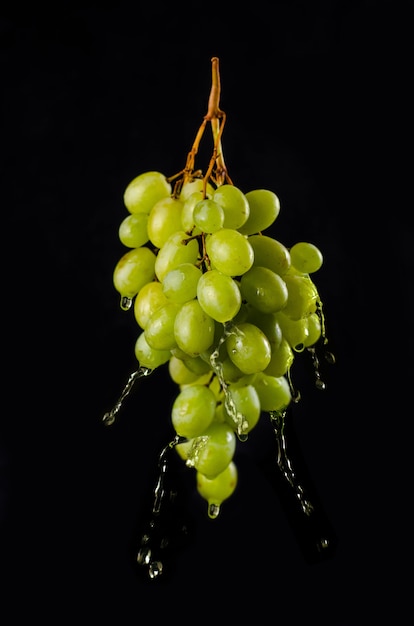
left=1, top=1, right=411, bottom=624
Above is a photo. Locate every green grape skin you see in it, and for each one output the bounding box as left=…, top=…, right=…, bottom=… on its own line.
left=183, top=421, right=237, bottom=479
left=240, top=266, right=288, bottom=314
left=196, top=461, right=238, bottom=519
left=226, top=322, right=272, bottom=375
left=247, top=235, right=291, bottom=276
left=245, top=307, right=283, bottom=351
left=133, top=280, right=168, bottom=330
left=144, top=301, right=181, bottom=351
left=282, top=273, right=319, bottom=320
left=197, top=269, right=242, bottom=323
left=123, top=171, right=172, bottom=214
left=276, top=311, right=310, bottom=352
left=193, top=199, right=225, bottom=233
left=290, top=241, right=323, bottom=274
left=222, top=383, right=261, bottom=435
left=205, top=229, right=254, bottom=277
left=171, top=384, right=217, bottom=439
left=168, top=355, right=202, bottom=385
left=212, top=184, right=250, bottom=229
left=180, top=192, right=204, bottom=234
left=264, top=337, right=295, bottom=377
left=173, top=299, right=216, bottom=357
left=177, top=354, right=212, bottom=376
left=113, top=246, right=157, bottom=300
left=154, top=231, right=200, bottom=282
left=134, top=331, right=171, bottom=369
left=118, top=213, right=149, bottom=248
left=238, top=189, right=280, bottom=235
left=303, top=312, right=322, bottom=347
left=162, top=263, right=202, bottom=303
left=180, top=178, right=215, bottom=201
left=147, top=196, right=185, bottom=249
left=252, top=372, right=292, bottom=412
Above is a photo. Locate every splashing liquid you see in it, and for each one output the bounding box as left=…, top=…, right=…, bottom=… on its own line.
left=102, top=366, right=153, bottom=426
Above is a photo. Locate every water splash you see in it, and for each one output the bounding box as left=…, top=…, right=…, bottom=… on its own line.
left=307, top=298, right=336, bottom=390
left=102, top=366, right=153, bottom=426
left=269, top=409, right=314, bottom=516
left=209, top=321, right=249, bottom=441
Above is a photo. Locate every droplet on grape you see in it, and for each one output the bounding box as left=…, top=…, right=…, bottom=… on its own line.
left=208, top=503, right=220, bottom=519
left=120, top=295, right=132, bottom=310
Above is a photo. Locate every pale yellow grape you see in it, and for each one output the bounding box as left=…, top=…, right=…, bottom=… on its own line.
left=226, top=322, right=272, bottom=374
left=252, top=372, right=292, bottom=412
left=206, top=229, right=254, bottom=276
left=171, top=384, right=217, bottom=438
left=174, top=299, right=216, bottom=357
left=282, top=274, right=319, bottom=320
left=133, top=281, right=168, bottom=329
left=123, top=171, right=172, bottom=214
left=303, top=312, right=322, bottom=347
left=134, top=331, right=171, bottom=369
left=248, top=235, right=291, bottom=275
left=223, top=383, right=261, bottom=434
left=196, top=461, right=238, bottom=518
left=180, top=178, right=215, bottom=201
left=264, top=337, right=294, bottom=377
left=276, top=311, right=309, bottom=352
left=147, top=196, right=184, bottom=248
left=186, top=422, right=237, bottom=479
left=290, top=241, right=323, bottom=274
left=144, top=301, right=181, bottom=350
left=240, top=266, right=288, bottom=313
left=162, top=263, right=202, bottom=303
left=212, top=184, right=250, bottom=229
left=193, top=199, right=224, bottom=233
left=197, top=269, right=242, bottom=323
left=238, top=189, right=280, bottom=235
left=113, top=246, right=157, bottom=299
left=118, top=213, right=149, bottom=248
left=154, top=231, right=200, bottom=282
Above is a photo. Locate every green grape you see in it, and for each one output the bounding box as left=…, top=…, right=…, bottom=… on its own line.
left=246, top=307, right=283, bottom=351
left=184, top=421, right=237, bottom=479
left=168, top=355, right=202, bottom=385
left=226, top=322, right=272, bottom=374
left=154, top=231, right=200, bottom=282
left=123, top=171, right=172, bottom=214
left=212, top=184, right=250, bottom=229
left=283, top=273, right=319, bottom=320
left=144, top=301, right=181, bottom=350
left=290, top=241, right=323, bottom=274
left=180, top=192, right=204, bottom=234
left=223, top=383, right=261, bottom=435
left=178, top=354, right=212, bottom=376
left=264, top=337, right=295, bottom=377
left=252, top=372, right=292, bottom=412
left=113, top=246, right=157, bottom=300
left=193, top=199, right=225, bottom=233
left=134, top=331, right=171, bottom=369
left=180, top=178, right=215, bottom=201
left=205, top=229, right=254, bottom=276
left=197, top=269, right=242, bottom=323
left=174, top=299, right=216, bottom=357
left=118, top=213, right=149, bottom=248
left=238, top=189, right=280, bottom=235
left=276, top=311, right=309, bottom=352
left=196, top=461, right=238, bottom=519
left=248, top=235, right=291, bottom=275
left=162, top=263, right=202, bottom=303
left=171, top=384, right=217, bottom=438
left=147, top=196, right=184, bottom=249
left=303, top=312, right=322, bottom=347
left=133, top=280, right=168, bottom=329
left=240, top=266, right=288, bottom=313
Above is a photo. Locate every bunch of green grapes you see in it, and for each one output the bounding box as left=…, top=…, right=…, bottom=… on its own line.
left=112, top=167, right=327, bottom=519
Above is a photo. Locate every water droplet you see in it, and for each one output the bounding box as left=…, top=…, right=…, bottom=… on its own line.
left=317, top=537, right=330, bottom=551
left=148, top=560, right=163, bottom=579
left=237, top=432, right=248, bottom=442
left=137, top=546, right=151, bottom=565
left=120, top=295, right=132, bottom=310
left=208, top=503, right=220, bottom=519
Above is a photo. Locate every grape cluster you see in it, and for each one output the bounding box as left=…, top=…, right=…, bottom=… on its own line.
left=111, top=169, right=328, bottom=519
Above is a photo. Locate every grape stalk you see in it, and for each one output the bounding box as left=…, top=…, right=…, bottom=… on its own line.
left=103, top=57, right=336, bottom=579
